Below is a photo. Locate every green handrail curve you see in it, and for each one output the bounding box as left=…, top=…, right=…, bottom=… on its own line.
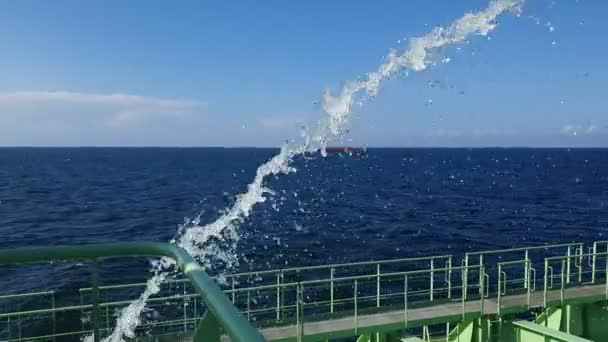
left=0, top=241, right=265, bottom=342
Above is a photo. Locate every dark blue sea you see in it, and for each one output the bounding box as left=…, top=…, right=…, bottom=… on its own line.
left=1, top=147, right=607, bottom=294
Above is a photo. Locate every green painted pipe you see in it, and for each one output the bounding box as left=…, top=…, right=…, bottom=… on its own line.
left=0, top=242, right=265, bottom=342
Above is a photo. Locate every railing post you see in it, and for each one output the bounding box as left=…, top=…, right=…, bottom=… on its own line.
left=479, top=265, right=485, bottom=315
left=231, top=276, right=236, bottom=304
left=105, top=301, right=110, bottom=334
left=330, top=267, right=335, bottom=314
left=446, top=322, right=450, bottom=340
left=464, top=254, right=469, bottom=301
left=479, top=254, right=484, bottom=296
left=80, top=291, right=85, bottom=332
left=430, top=258, right=434, bottom=301
left=447, top=257, right=452, bottom=299
left=376, top=263, right=381, bottom=308
left=280, top=271, right=285, bottom=320
left=566, top=246, right=571, bottom=284
left=17, top=312, right=21, bottom=341
left=592, top=242, right=598, bottom=284
left=578, top=244, right=584, bottom=283
left=354, top=279, right=358, bottom=334
left=403, top=275, right=408, bottom=328
left=497, top=263, right=502, bottom=317
left=51, top=292, right=56, bottom=342
left=526, top=260, right=531, bottom=309
left=479, top=254, right=484, bottom=294
left=561, top=260, right=565, bottom=305
left=605, top=254, right=608, bottom=300
left=296, top=285, right=300, bottom=342
left=296, top=284, right=303, bottom=342
left=246, top=290, right=251, bottom=321
left=605, top=242, right=608, bottom=283
left=301, top=284, right=305, bottom=342
left=89, top=258, right=101, bottom=342
left=524, top=249, right=529, bottom=289
left=276, top=272, right=281, bottom=321
left=543, top=258, right=553, bottom=309
left=461, top=266, right=466, bottom=319
left=423, top=325, right=430, bottom=341
left=183, top=281, right=188, bottom=332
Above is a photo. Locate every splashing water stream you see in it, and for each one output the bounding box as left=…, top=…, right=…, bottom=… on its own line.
left=98, top=0, right=524, bottom=340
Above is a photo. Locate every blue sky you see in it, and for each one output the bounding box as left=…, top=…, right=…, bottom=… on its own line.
left=1, top=0, right=607, bottom=147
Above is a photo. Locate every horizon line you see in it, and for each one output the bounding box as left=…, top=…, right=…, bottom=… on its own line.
left=1, top=145, right=608, bottom=149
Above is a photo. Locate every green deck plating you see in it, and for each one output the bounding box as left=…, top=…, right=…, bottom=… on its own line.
left=1, top=240, right=608, bottom=341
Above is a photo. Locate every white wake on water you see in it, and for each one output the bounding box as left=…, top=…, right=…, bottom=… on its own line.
left=96, top=0, right=524, bottom=340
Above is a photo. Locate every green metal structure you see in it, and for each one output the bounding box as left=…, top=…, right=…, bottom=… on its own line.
left=2, top=240, right=608, bottom=341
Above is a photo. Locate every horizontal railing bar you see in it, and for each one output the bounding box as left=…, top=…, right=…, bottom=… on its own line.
left=498, top=260, right=531, bottom=266
left=78, top=256, right=454, bottom=293
left=302, top=264, right=480, bottom=285
left=0, top=304, right=89, bottom=318
left=466, top=242, right=583, bottom=258
left=225, top=254, right=453, bottom=279
left=222, top=268, right=486, bottom=294
left=1, top=291, right=206, bottom=318
left=79, top=277, right=191, bottom=292
left=0, top=290, right=55, bottom=299
left=545, top=251, right=608, bottom=261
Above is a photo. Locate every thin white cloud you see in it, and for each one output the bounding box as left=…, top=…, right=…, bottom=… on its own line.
left=0, top=91, right=199, bottom=106
left=259, top=116, right=302, bottom=129
left=0, top=91, right=205, bottom=128
left=560, top=124, right=602, bottom=136
left=0, top=91, right=207, bottom=146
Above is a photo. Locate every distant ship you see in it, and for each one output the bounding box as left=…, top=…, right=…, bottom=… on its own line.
left=324, top=146, right=367, bottom=155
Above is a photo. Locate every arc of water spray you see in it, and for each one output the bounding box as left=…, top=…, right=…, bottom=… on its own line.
left=98, top=0, right=524, bottom=340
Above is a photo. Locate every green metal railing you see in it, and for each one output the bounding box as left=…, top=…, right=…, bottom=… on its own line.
left=542, top=251, right=608, bottom=308
left=496, top=259, right=534, bottom=315
left=464, top=242, right=584, bottom=298
left=3, top=240, right=608, bottom=341
left=590, top=240, right=608, bottom=284
left=0, top=242, right=264, bottom=342
left=73, top=253, right=453, bottom=328
left=224, top=254, right=453, bottom=306
left=77, top=277, right=205, bottom=337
